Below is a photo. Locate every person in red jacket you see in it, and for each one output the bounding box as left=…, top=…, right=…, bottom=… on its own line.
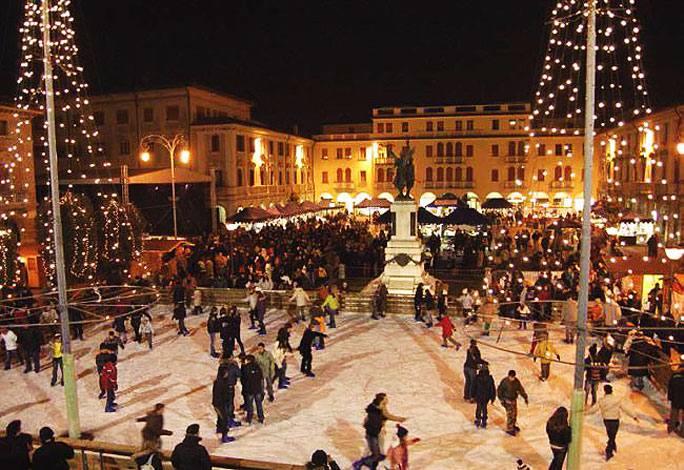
left=436, top=315, right=461, bottom=350
left=100, top=361, right=118, bottom=413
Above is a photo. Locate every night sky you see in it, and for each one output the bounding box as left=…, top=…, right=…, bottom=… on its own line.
left=0, top=0, right=682, bottom=135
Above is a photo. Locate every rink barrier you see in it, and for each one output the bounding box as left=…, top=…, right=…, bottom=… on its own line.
left=12, top=436, right=307, bottom=470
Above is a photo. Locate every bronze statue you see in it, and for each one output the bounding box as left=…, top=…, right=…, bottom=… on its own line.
left=390, top=145, right=415, bottom=200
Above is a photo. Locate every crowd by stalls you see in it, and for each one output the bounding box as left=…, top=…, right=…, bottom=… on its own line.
left=154, top=214, right=386, bottom=290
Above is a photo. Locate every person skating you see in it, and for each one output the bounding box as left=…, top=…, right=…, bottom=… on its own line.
left=460, top=289, right=475, bottom=325
left=18, top=324, right=41, bottom=373
left=322, top=290, right=340, bottom=328
left=254, top=341, right=276, bottom=402
left=173, top=302, right=189, bottom=336
left=546, top=406, right=571, bottom=470
left=667, top=367, right=684, bottom=435
left=241, top=354, right=265, bottom=424
left=436, top=315, right=461, bottom=349
left=50, top=333, right=64, bottom=387
left=298, top=320, right=327, bottom=377
left=96, top=342, right=117, bottom=399
left=532, top=334, right=560, bottom=381
left=207, top=307, right=220, bottom=357
left=0, top=420, right=33, bottom=470
left=275, top=322, right=293, bottom=388
left=102, top=330, right=125, bottom=354
left=413, top=283, right=423, bottom=321
left=113, top=313, right=128, bottom=344
left=464, top=339, right=483, bottom=402
left=290, top=282, right=310, bottom=323
left=31, top=426, right=74, bottom=470
left=192, top=288, right=203, bottom=316
left=170, top=424, right=211, bottom=470
left=1, top=327, right=18, bottom=370
left=472, top=365, right=496, bottom=428
left=588, top=384, right=638, bottom=461
left=216, top=353, right=242, bottom=428
left=130, top=310, right=143, bottom=343
left=100, top=359, right=118, bottom=412
left=243, top=287, right=259, bottom=330
left=386, top=424, right=420, bottom=470
left=255, top=290, right=267, bottom=336
left=353, top=393, right=406, bottom=470
left=212, top=367, right=236, bottom=443
left=497, top=370, right=529, bottom=436
left=137, top=403, right=173, bottom=449
left=306, top=449, right=341, bottom=470
left=584, top=344, right=601, bottom=406
left=597, top=339, right=614, bottom=382
left=422, top=288, right=435, bottom=328
left=372, top=282, right=388, bottom=320
left=227, top=305, right=246, bottom=355
left=140, top=315, right=154, bottom=349
left=132, top=440, right=163, bottom=470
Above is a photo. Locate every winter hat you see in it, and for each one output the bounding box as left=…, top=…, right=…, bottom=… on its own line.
left=310, top=449, right=327, bottom=466
left=396, top=424, right=408, bottom=438
left=39, top=426, right=54, bottom=443
left=185, top=423, right=200, bottom=436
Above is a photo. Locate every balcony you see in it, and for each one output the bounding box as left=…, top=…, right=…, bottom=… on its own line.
left=334, top=182, right=356, bottom=191
left=505, top=155, right=527, bottom=163
left=504, top=181, right=527, bottom=189
left=549, top=180, right=574, bottom=190
left=435, top=156, right=465, bottom=164
left=424, top=181, right=474, bottom=190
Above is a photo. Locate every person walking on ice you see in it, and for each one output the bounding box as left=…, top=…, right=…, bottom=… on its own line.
left=587, top=384, right=638, bottom=461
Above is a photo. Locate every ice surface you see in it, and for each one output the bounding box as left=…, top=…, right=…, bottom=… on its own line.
left=1, top=307, right=682, bottom=469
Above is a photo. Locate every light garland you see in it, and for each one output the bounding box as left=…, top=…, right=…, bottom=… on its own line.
left=529, top=0, right=651, bottom=137
left=99, top=199, right=145, bottom=273
left=0, top=221, right=20, bottom=287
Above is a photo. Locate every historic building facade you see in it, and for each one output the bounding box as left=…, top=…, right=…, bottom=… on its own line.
left=313, top=103, right=589, bottom=210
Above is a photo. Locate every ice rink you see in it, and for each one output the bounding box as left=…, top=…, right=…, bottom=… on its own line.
left=1, top=307, right=681, bottom=469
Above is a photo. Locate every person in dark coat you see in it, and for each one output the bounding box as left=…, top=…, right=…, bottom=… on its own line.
left=31, top=427, right=74, bottom=470
left=170, top=424, right=211, bottom=470
left=137, top=403, right=173, bottom=449
left=217, top=353, right=242, bottom=428
left=241, top=355, right=265, bottom=423
left=212, top=369, right=235, bottom=443
left=464, top=339, right=483, bottom=402
left=471, top=366, right=496, bottom=428
left=255, top=291, right=267, bottom=336
left=298, top=321, right=327, bottom=377
left=667, top=368, right=684, bottom=435
left=546, top=407, right=571, bottom=470
left=0, top=420, right=33, bottom=470
left=597, top=342, right=613, bottom=382
left=96, top=342, right=118, bottom=399
left=413, top=283, right=423, bottom=321
left=626, top=332, right=652, bottom=390
left=130, top=310, right=143, bottom=343
left=227, top=306, right=245, bottom=355
left=307, top=449, right=342, bottom=470
left=18, top=325, right=41, bottom=373
left=206, top=307, right=220, bottom=357
left=173, top=303, right=189, bottom=336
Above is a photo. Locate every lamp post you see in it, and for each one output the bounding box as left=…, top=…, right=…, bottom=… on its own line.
left=665, top=246, right=684, bottom=316
left=140, top=134, right=190, bottom=238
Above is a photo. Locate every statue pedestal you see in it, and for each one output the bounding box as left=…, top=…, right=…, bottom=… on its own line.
left=381, top=200, right=427, bottom=295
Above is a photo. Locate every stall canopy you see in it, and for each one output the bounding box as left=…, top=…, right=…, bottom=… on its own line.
left=428, top=192, right=463, bottom=208
left=356, top=197, right=392, bottom=209
left=442, top=207, right=488, bottom=226
left=300, top=201, right=321, bottom=212
left=226, top=207, right=272, bottom=223
left=376, top=207, right=444, bottom=225
left=481, top=198, right=513, bottom=210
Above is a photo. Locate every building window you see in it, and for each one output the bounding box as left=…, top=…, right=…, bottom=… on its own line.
left=336, top=148, right=344, bottom=159
left=437, top=143, right=444, bottom=157
left=286, top=143, right=290, bottom=156
left=359, top=148, right=367, bottom=160
left=491, top=144, right=499, bottom=156
left=491, top=169, right=499, bottom=182
left=538, top=144, right=546, bottom=156
left=215, top=169, right=224, bottom=187
left=537, top=169, right=545, bottom=182
left=237, top=168, right=243, bottom=187
left=517, top=141, right=525, bottom=156
left=345, top=147, right=352, bottom=159
left=426, top=167, right=433, bottom=182
left=210, top=134, right=220, bottom=153
left=377, top=168, right=384, bottom=182
left=437, top=121, right=444, bottom=131
left=377, top=123, right=385, bottom=133
left=455, top=142, right=463, bottom=157
left=345, top=168, right=352, bottom=183
left=455, top=121, right=462, bottom=131
left=508, top=141, right=516, bottom=156
left=336, top=168, right=343, bottom=182
left=508, top=167, right=516, bottom=181
left=166, top=105, right=180, bottom=121
left=386, top=168, right=393, bottom=182
left=196, top=106, right=206, bottom=120
left=285, top=169, right=290, bottom=184
left=142, top=107, right=154, bottom=122
left=492, top=119, right=500, bottom=130
left=268, top=140, right=274, bottom=154
left=0, top=120, right=8, bottom=136
left=466, top=120, right=474, bottom=131
left=386, top=123, right=393, bottom=133
left=360, top=170, right=367, bottom=184
left=116, top=109, right=128, bottom=124
left=466, top=145, right=474, bottom=157
left=517, top=167, right=525, bottom=180
left=446, top=167, right=453, bottom=182
left=279, top=170, right=283, bottom=185
left=236, top=135, right=245, bottom=152
left=322, top=148, right=329, bottom=160
left=564, top=166, right=572, bottom=180
left=93, top=111, right=104, bottom=126
left=402, top=122, right=409, bottom=132
left=555, top=166, right=562, bottom=180
left=436, top=167, right=444, bottom=181
left=426, top=121, right=433, bottom=132
left=426, top=145, right=433, bottom=158
left=294, top=170, right=298, bottom=185
left=555, top=144, right=563, bottom=156
left=446, top=142, right=453, bottom=157
left=565, top=144, right=573, bottom=156
left=249, top=137, right=255, bottom=152
left=278, top=142, right=284, bottom=155
left=119, top=141, right=130, bottom=155
left=322, top=171, right=329, bottom=184
left=452, top=167, right=459, bottom=181
left=466, top=167, right=473, bottom=182
left=249, top=169, right=255, bottom=186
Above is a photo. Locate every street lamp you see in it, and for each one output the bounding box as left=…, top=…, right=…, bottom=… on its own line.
left=665, top=245, right=684, bottom=316
left=140, top=133, right=190, bottom=238
left=677, top=142, right=684, bottom=156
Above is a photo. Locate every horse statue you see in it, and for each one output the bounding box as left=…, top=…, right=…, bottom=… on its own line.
left=390, top=145, right=415, bottom=200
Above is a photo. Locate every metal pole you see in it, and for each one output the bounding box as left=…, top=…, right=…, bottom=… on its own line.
left=121, top=164, right=129, bottom=205
left=567, top=2, right=596, bottom=469
left=41, top=0, right=81, bottom=439
left=170, top=147, right=178, bottom=238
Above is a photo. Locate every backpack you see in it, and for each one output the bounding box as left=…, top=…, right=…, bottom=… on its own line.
left=140, top=453, right=155, bottom=470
